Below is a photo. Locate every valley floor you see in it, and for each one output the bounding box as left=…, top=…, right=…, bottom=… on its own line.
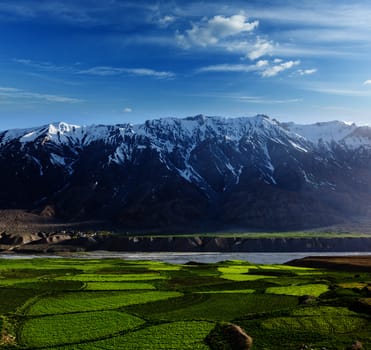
left=0, top=256, right=370, bottom=349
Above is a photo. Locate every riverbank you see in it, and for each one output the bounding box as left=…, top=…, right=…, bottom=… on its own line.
left=1, top=231, right=371, bottom=253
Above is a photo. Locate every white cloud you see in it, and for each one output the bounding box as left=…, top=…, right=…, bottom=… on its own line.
left=363, top=80, right=371, bottom=85
left=248, top=38, right=274, bottom=60
left=79, top=66, right=175, bottom=79
left=123, top=107, right=132, bottom=113
left=256, top=60, right=269, bottom=67
left=179, top=14, right=258, bottom=48
left=0, top=86, right=82, bottom=103
left=261, top=60, right=300, bottom=77
left=176, top=14, right=288, bottom=61
left=297, top=68, right=317, bottom=76
left=176, top=13, right=267, bottom=60
left=158, top=15, right=176, bottom=27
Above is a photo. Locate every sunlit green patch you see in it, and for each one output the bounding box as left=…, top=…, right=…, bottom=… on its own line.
left=84, top=282, right=155, bottom=290
left=221, top=273, right=276, bottom=282
left=265, top=284, right=329, bottom=297
left=217, top=265, right=278, bottom=282
left=264, top=265, right=316, bottom=271
left=19, top=311, right=144, bottom=348
left=0, top=277, right=39, bottom=286
left=218, top=266, right=250, bottom=274
left=27, top=291, right=182, bottom=315
left=265, top=283, right=329, bottom=297
left=57, top=273, right=165, bottom=282
left=56, top=321, right=214, bottom=350
left=218, top=260, right=252, bottom=265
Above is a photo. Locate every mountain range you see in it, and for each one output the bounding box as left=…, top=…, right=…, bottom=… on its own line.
left=0, top=114, right=370, bottom=231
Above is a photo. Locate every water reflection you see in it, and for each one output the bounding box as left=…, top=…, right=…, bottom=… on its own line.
left=1, top=251, right=371, bottom=264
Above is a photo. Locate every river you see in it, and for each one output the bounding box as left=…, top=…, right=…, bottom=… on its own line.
left=1, top=251, right=371, bottom=264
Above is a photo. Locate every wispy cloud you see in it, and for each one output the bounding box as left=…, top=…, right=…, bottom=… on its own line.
left=14, top=59, right=175, bottom=80
left=236, top=95, right=302, bottom=104
left=262, top=60, right=300, bottom=78
left=248, top=3, right=371, bottom=32
left=78, top=66, right=175, bottom=79
left=296, top=68, right=317, bottom=76
left=247, top=2, right=371, bottom=59
left=363, top=80, right=371, bottom=85
left=197, top=59, right=299, bottom=78
left=14, top=58, right=68, bottom=72
left=0, top=86, right=82, bottom=103
left=197, top=62, right=265, bottom=74
left=123, top=107, right=132, bottom=113
left=0, top=1, right=99, bottom=25
left=308, top=86, right=371, bottom=97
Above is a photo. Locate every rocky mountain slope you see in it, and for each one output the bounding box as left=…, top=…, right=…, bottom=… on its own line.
left=0, top=114, right=370, bottom=231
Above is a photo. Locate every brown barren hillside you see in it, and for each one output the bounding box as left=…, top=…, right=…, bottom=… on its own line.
left=287, top=255, right=371, bottom=271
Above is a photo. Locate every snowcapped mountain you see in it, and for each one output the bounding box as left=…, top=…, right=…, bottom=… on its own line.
left=0, top=115, right=370, bottom=231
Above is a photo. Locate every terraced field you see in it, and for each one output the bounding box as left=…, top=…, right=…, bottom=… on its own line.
left=0, top=257, right=370, bottom=349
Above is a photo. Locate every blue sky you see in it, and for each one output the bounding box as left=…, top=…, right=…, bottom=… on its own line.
left=1, top=0, right=371, bottom=130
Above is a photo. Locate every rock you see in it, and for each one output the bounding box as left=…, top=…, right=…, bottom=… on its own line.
left=350, top=340, right=363, bottom=349
left=298, top=295, right=317, bottom=304
left=221, top=323, right=253, bottom=350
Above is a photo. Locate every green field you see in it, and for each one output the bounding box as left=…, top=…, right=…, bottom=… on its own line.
left=0, top=258, right=370, bottom=349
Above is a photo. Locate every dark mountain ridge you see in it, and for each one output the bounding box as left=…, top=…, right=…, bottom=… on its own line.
left=0, top=115, right=370, bottom=231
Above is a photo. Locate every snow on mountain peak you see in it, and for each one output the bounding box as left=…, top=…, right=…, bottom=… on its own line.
left=48, top=122, right=81, bottom=135
left=284, top=120, right=358, bottom=145
left=1, top=115, right=370, bottom=153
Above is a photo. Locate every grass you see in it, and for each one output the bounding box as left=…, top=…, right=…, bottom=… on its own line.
left=220, top=273, right=276, bottom=281
left=57, top=272, right=166, bottom=281
left=218, top=265, right=278, bottom=282
left=265, top=283, right=329, bottom=297
left=84, top=281, right=156, bottom=290
left=0, top=257, right=369, bottom=349
left=20, top=311, right=145, bottom=348
left=56, top=321, right=215, bottom=350
left=196, top=289, right=255, bottom=294
left=130, top=293, right=298, bottom=321
left=0, top=288, right=40, bottom=314
left=27, top=290, right=182, bottom=315
left=262, top=313, right=367, bottom=334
